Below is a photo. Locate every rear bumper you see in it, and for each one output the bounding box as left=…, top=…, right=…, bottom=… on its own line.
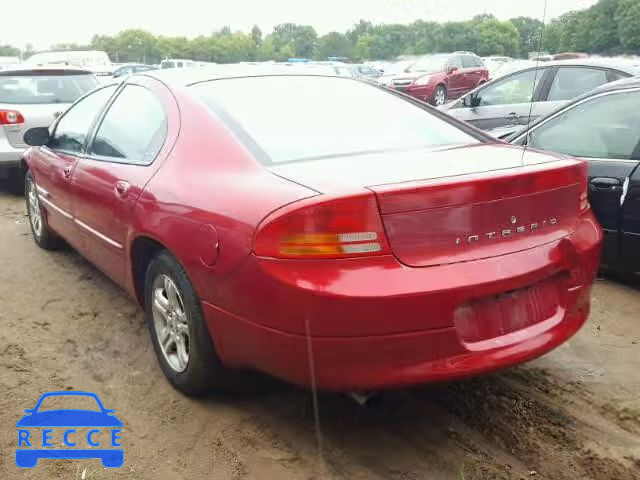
left=203, top=214, right=601, bottom=391
left=204, top=294, right=588, bottom=391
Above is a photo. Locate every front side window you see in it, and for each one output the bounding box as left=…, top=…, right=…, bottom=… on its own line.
left=477, top=69, right=545, bottom=106
left=528, top=90, right=640, bottom=160
left=90, top=85, right=167, bottom=164
left=193, top=76, right=480, bottom=164
left=547, top=67, right=609, bottom=102
left=49, top=85, right=117, bottom=154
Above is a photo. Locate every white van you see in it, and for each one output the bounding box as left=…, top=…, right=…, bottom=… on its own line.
left=26, top=50, right=113, bottom=76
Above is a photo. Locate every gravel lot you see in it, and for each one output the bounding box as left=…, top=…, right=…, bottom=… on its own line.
left=0, top=183, right=639, bottom=480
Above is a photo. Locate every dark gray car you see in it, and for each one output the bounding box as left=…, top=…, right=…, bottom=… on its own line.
left=441, top=59, right=640, bottom=131
left=506, top=78, right=640, bottom=275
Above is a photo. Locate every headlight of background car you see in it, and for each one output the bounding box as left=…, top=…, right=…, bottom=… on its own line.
left=413, top=75, right=431, bottom=86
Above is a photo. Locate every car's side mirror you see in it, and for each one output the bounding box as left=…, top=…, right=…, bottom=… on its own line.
left=463, top=95, right=473, bottom=107
left=447, top=65, right=459, bottom=74
left=24, top=127, right=50, bottom=147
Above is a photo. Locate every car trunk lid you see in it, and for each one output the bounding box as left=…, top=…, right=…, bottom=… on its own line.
left=269, top=144, right=587, bottom=268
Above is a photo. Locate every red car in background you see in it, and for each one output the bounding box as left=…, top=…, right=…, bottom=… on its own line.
left=382, top=52, right=489, bottom=106
left=22, top=68, right=601, bottom=396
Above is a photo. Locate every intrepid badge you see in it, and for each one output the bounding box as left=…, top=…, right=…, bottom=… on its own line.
left=456, top=217, right=558, bottom=245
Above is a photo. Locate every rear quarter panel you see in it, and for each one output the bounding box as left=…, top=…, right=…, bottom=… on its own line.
left=126, top=90, right=315, bottom=306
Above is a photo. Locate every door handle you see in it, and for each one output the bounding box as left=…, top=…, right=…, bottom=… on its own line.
left=507, top=112, right=520, bottom=121
left=590, top=177, right=621, bottom=191
left=114, top=180, right=131, bottom=197
left=63, top=165, right=73, bottom=178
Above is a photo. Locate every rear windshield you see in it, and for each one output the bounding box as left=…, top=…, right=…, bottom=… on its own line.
left=0, top=73, right=99, bottom=104
left=192, top=76, right=480, bottom=164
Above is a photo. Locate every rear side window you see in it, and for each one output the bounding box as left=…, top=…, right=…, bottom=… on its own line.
left=90, top=85, right=167, bottom=165
left=0, top=73, right=99, bottom=104
left=192, top=76, right=479, bottom=164
left=462, top=55, right=482, bottom=68
left=528, top=90, right=640, bottom=160
left=49, top=85, right=117, bottom=154
left=547, top=67, right=609, bottom=102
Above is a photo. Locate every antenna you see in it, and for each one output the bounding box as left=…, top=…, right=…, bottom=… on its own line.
left=521, top=0, right=549, bottom=166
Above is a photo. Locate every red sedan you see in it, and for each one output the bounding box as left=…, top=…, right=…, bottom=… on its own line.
left=22, top=67, right=602, bottom=395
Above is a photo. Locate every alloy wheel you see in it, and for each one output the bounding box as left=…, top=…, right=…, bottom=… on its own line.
left=435, top=87, right=446, bottom=106
left=27, top=179, right=43, bottom=239
left=151, top=274, right=191, bottom=373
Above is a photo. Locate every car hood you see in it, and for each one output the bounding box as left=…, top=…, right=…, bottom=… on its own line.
left=268, top=143, right=564, bottom=194
left=16, top=410, right=123, bottom=427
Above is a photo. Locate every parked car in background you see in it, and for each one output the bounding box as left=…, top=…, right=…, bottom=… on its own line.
left=160, top=59, right=196, bottom=69
left=382, top=52, right=489, bottom=105
left=112, top=64, right=156, bottom=78
left=441, top=59, right=640, bottom=131
left=506, top=78, right=640, bottom=275
left=0, top=66, right=99, bottom=191
left=332, top=64, right=382, bottom=81
left=26, top=50, right=113, bottom=77
left=22, top=66, right=600, bottom=395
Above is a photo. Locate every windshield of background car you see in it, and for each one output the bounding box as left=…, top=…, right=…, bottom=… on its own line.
left=0, top=72, right=99, bottom=104
left=193, top=75, right=480, bottom=164
left=407, top=56, right=448, bottom=73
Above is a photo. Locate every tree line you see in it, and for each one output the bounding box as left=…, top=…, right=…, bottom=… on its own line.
left=0, top=0, right=638, bottom=64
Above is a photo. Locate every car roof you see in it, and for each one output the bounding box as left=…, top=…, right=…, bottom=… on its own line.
left=0, top=64, right=94, bottom=75
left=145, top=63, right=340, bottom=87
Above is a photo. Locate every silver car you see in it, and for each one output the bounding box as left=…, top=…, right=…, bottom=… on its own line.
left=441, top=59, right=640, bottom=132
left=0, top=66, right=99, bottom=191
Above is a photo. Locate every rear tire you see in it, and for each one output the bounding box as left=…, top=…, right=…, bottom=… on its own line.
left=431, top=85, right=447, bottom=106
left=144, top=250, right=229, bottom=396
left=25, top=171, right=63, bottom=250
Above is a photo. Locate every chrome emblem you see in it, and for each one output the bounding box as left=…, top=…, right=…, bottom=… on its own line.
left=455, top=216, right=558, bottom=245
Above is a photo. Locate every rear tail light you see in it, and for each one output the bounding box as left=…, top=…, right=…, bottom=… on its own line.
left=254, top=194, right=391, bottom=259
left=0, top=110, right=25, bottom=125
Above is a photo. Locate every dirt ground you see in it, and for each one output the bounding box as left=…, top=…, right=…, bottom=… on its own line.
left=0, top=183, right=639, bottom=480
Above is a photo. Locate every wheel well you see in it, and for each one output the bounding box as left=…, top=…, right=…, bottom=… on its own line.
left=20, top=158, right=28, bottom=174
left=130, top=236, right=166, bottom=308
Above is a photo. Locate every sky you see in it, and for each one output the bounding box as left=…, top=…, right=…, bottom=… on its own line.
left=7, top=0, right=598, bottom=50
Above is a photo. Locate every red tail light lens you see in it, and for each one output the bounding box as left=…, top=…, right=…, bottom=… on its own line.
left=0, top=110, right=25, bottom=125
left=254, top=194, right=391, bottom=259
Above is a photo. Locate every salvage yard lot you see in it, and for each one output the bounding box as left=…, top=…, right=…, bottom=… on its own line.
left=0, top=185, right=638, bottom=480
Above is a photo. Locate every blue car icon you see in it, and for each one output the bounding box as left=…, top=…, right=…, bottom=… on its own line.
left=16, top=391, right=123, bottom=468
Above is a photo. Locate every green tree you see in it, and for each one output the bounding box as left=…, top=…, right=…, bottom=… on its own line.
left=0, top=45, right=20, bottom=56
left=269, top=23, right=318, bottom=59
left=251, top=25, right=263, bottom=48
left=114, top=29, right=160, bottom=63
left=616, top=0, right=640, bottom=52
left=475, top=19, right=520, bottom=56
left=510, top=16, right=544, bottom=57
left=315, top=32, right=354, bottom=60
left=347, top=20, right=374, bottom=44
